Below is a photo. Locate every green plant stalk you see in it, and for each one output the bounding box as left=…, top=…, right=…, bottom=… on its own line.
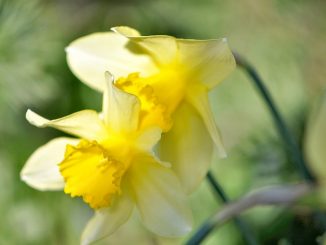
left=185, top=172, right=260, bottom=245
left=206, top=172, right=259, bottom=245
left=234, top=53, right=315, bottom=183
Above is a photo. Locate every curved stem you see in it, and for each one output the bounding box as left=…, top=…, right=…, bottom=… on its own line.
left=185, top=172, right=260, bottom=245
left=234, top=53, right=315, bottom=183
left=186, top=182, right=311, bottom=245
left=207, top=172, right=260, bottom=245
left=206, top=171, right=228, bottom=202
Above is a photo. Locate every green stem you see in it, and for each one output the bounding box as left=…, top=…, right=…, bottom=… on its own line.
left=234, top=53, right=315, bottom=183
left=207, top=172, right=260, bottom=245
left=185, top=172, right=260, bottom=245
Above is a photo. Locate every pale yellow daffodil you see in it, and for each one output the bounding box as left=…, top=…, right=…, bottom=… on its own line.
left=66, top=26, right=236, bottom=193
left=20, top=73, right=192, bottom=244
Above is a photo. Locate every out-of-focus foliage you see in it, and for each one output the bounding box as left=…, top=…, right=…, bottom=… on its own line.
left=305, top=92, right=326, bottom=206
left=0, top=0, right=325, bottom=244
left=306, top=92, right=326, bottom=181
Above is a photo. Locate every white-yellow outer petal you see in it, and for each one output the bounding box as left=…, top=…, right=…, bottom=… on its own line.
left=66, top=32, right=158, bottom=92
left=136, top=126, right=162, bottom=152
left=178, top=38, right=236, bottom=89
left=26, top=109, right=106, bottom=141
left=81, top=190, right=134, bottom=245
left=127, top=154, right=193, bottom=237
left=102, top=72, right=140, bottom=133
left=186, top=84, right=227, bottom=157
left=20, top=137, right=78, bottom=191
left=112, top=26, right=178, bottom=65
left=99, top=212, right=159, bottom=245
left=159, top=102, right=214, bottom=194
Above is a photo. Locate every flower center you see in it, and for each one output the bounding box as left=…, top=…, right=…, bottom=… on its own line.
left=59, top=139, right=127, bottom=209
left=115, top=70, right=185, bottom=131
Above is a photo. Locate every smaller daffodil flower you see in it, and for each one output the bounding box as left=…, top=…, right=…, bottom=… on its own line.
left=66, top=26, right=236, bottom=194
left=21, top=72, right=192, bottom=244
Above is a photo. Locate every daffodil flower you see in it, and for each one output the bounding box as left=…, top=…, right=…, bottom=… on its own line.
left=66, top=26, right=236, bottom=193
left=21, top=73, right=192, bottom=244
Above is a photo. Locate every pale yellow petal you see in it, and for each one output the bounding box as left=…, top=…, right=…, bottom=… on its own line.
left=101, top=212, right=181, bottom=245
left=102, top=72, right=140, bottom=133
left=186, top=84, right=227, bottom=157
left=159, top=102, right=214, bottom=194
left=26, top=109, right=106, bottom=140
left=66, top=32, right=158, bottom=91
left=112, top=26, right=141, bottom=37
left=100, top=212, right=157, bottom=245
left=112, top=26, right=178, bottom=65
left=136, top=126, right=162, bottom=151
left=81, top=190, right=134, bottom=245
left=127, top=154, right=193, bottom=237
left=20, top=137, right=78, bottom=191
left=305, top=93, right=326, bottom=181
left=178, top=38, right=235, bottom=89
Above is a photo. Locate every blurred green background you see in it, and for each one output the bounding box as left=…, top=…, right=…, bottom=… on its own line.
left=0, top=0, right=325, bottom=244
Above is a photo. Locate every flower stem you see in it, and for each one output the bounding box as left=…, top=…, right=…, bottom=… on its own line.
left=186, top=181, right=311, bottom=245
left=207, top=172, right=260, bottom=245
left=185, top=172, right=259, bottom=245
left=186, top=172, right=259, bottom=245
left=233, top=53, right=315, bottom=183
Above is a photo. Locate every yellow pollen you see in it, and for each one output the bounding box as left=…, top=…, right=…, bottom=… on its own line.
left=59, top=140, right=126, bottom=209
